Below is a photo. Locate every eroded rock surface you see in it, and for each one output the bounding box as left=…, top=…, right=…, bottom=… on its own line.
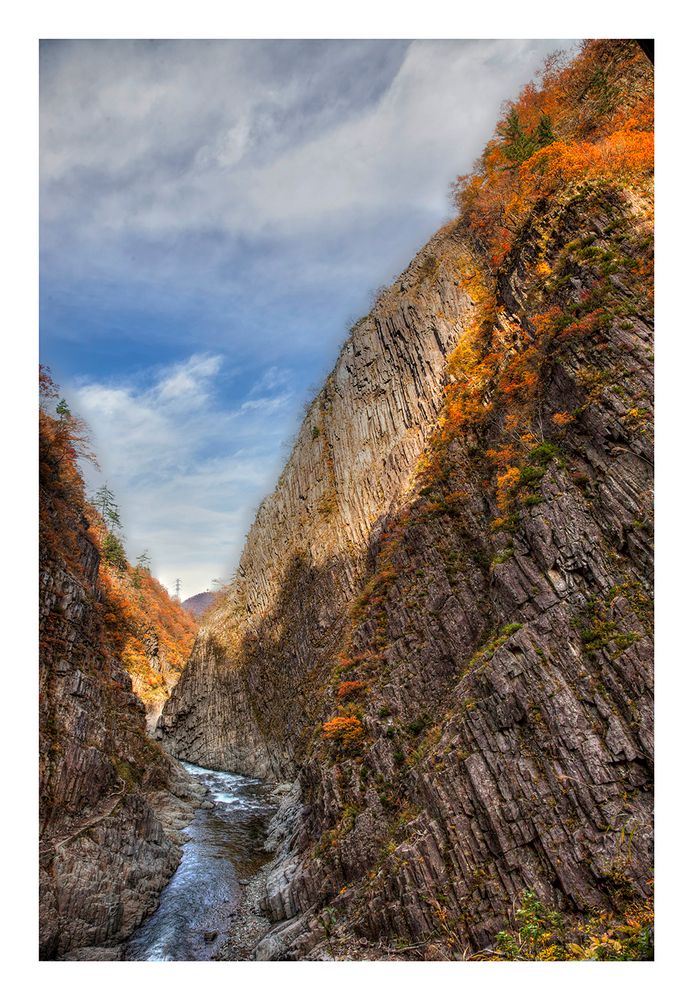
left=39, top=498, right=204, bottom=960
left=157, top=223, right=477, bottom=777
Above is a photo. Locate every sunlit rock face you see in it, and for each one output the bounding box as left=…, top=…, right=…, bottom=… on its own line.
left=157, top=221, right=477, bottom=778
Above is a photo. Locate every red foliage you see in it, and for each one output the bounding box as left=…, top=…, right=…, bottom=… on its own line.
left=337, top=680, right=367, bottom=701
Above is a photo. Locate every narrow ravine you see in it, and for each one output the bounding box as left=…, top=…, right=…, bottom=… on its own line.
left=124, top=762, right=275, bottom=962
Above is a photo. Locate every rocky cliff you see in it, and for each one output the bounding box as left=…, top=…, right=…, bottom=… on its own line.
left=158, top=221, right=477, bottom=777
left=158, top=40, right=654, bottom=960
left=39, top=392, right=203, bottom=960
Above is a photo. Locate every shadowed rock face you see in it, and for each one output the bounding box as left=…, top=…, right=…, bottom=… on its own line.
left=158, top=188, right=653, bottom=957
left=39, top=498, right=203, bottom=960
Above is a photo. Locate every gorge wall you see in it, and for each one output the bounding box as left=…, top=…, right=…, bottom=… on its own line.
left=158, top=221, right=478, bottom=778
left=39, top=397, right=203, bottom=960
left=158, top=40, right=654, bottom=959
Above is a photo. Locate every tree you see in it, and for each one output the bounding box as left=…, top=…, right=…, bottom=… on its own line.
left=535, top=113, right=556, bottom=148
left=39, top=364, right=59, bottom=404
left=498, top=107, right=538, bottom=164
left=498, top=107, right=556, bottom=167
left=92, top=484, right=122, bottom=530
left=102, top=531, right=127, bottom=572
left=39, top=366, right=98, bottom=470
left=132, top=550, right=151, bottom=590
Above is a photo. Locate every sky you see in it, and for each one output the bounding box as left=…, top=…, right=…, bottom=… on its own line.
left=40, top=38, right=576, bottom=600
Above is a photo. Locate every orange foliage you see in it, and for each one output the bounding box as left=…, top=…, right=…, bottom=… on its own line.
left=40, top=373, right=96, bottom=581
left=337, top=680, right=367, bottom=701
left=496, top=467, right=522, bottom=512
left=322, top=715, right=365, bottom=749
left=336, top=650, right=384, bottom=671
left=424, top=40, right=653, bottom=524
left=498, top=347, right=540, bottom=398
left=486, top=446, right=516, bottom=467
left=95, top=539, right=196, bottom=704
left=452, top=41, right=653, bottom=266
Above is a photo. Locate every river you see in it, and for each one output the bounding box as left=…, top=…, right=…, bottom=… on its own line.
left=124, top=761, right=275, bottom=961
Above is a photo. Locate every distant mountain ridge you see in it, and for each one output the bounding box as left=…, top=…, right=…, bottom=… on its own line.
left=182, top=591, right=216, bottom=618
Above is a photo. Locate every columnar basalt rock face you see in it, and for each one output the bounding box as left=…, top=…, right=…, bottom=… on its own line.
left=157, top=224, right=481, bottom=776
left=39, top=501, right=203, bottom=960
left=161, top=180, right=653, bottom=960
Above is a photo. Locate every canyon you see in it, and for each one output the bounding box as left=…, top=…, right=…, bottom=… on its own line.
left=39, top=39, right=654, bottom=961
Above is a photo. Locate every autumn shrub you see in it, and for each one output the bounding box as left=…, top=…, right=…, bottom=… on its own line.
left=337, top=680, right=367, bottom=701
left=483, top=888, right=654, bottom=961
left=452, top=41, right=653, bottom=268
left=351, top=566, right=397, bottom=621
left=321, top=716, right=365, bottom=750
left=496, top=467, right=522, bottom=512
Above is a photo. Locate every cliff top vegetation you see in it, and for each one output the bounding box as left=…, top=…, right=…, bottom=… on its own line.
left=39, top=366, right=196, bottom=709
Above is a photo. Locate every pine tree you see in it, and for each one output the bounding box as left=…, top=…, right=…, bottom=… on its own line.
left=498, top=107, right=556, bottom=166
left=499, top=107, right=538, bottom=164
left=92, top=484, right=122, bottom=530
left=133, top=550, right=151, bottom=590
left=91, top=485, right=126, bottom=572
left=535, top=113, right=556, bottom=148
left=102, top=532, right=127, bottom=572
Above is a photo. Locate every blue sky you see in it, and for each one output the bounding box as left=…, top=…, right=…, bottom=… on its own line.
left=40, top=38, right=574, bottom=599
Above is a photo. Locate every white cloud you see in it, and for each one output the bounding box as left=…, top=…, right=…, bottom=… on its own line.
left=41, top=40, right=572, bottom=255
left=155, top=353, right=223, bottom=403
left=42, top=40, right=580, bottom=598
left=68, top=354, right=297, bottom=600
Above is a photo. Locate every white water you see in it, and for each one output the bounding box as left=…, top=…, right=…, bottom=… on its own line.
left=125, top=762, right=274, bottom=962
